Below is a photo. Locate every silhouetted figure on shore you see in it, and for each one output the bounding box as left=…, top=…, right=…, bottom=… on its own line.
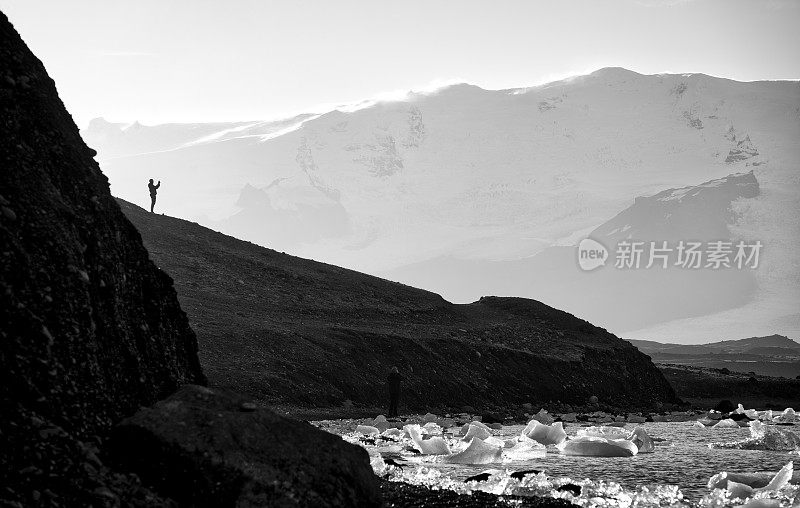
left=148, top=179, right=161, bottom=213
left=387, top=366, right=402, bottom=417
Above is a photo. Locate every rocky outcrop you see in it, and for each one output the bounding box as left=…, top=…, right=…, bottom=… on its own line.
left=0, top=9, right=208, bottom=505
left=0, top=7, right=205, bottom=436
left=107, top=385, right=380, bottom=507
left=725, top=135, right=759, bottom=163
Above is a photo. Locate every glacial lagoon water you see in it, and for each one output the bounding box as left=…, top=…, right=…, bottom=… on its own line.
left=318, top=419, right=800, bottom=506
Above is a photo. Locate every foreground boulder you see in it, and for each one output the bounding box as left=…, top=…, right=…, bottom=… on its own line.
left=107, top=385, right=380, bottom=507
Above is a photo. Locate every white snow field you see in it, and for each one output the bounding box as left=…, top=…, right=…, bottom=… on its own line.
left=82, top=68, right=800, bottom=342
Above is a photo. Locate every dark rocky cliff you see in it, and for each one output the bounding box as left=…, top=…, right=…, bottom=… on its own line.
left=0, top=10, right=206, bottom=505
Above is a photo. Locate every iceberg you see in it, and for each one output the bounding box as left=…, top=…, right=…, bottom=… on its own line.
left=355, top=424, right=380, bottom=436
left=557, top=435, right=638, bottom=457
left=522, top=420, right=567, bottom=446
left=576, top=426, right=630, bottom=440
left=774, top=408, right=796, bottom=424
left=735, top=404, right=759, bottom=420
left=713, top=418, right=740, bottom=429
left=462, top=423, right=492, bottom=442
left=710, top=421, right=800, bottom=450
left=459, top=420, right=490, bottom=436
left=405, top=424, right=451, bottom=455
left=502, top=435, right=547, bottom=461
left=422, top=422, right=442, bottom=435
left=532, top=408, right=555, bottom=425
left=382, top=428, right=403, bottom=438
left=628, top=427, right=655, bottom=453
left=445, top=437, right=503, bottom=464
left=708, top=462, right=793, bottom=500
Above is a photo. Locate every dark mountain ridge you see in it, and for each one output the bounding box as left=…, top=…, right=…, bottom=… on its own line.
left=629, top=334, right=800, bottom=355
left=628, top=335, right=800, bottom=379
left=118, top=199, right=676, bottom=409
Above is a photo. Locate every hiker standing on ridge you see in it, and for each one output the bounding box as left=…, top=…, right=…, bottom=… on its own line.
left=148, top=178, right=161, bottom=213
left=387, top=366, right=403, bottom=417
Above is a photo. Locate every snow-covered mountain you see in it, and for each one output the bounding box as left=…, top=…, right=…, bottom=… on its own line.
left=81, top=68, right=800, bottom=341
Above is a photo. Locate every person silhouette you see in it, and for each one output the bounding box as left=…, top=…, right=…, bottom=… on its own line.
left=148, top=179, right=161, bottom=213
left=387, top=366, right=403, bottom=417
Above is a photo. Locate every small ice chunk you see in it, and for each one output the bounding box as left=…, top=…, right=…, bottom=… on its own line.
left=576, top=426, right=629, bottom=440
left=356, top=425, right=380, bottom=436
left=463, top=424, right=492, bottom=442
left=713, top=418, right=740, bottom=429
left=628, top=427, right=655, bottom=453
left=405, top=424, right=451, bottom=455
left=708, top=461, right=793, bottom=493
left=368, top=449, right=386, bottom=474
left=422, top=422, right=442, bottom=435
left=532, top=409, right=554, bottom=425
left=445, top=437, right=503, bottom=464
left=694, top=420, right=707, bottom=428
left=522, top=420, right=567, bottom=446
left=774, top=408, right=796, bottom=424
left=503, top=435, right=547, bottom=461
left=382, top=428, right=403, bottom=438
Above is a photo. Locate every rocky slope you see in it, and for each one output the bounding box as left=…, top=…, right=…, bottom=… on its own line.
left=0, top=12, right=376, bottom=507
left=119, top=199, right=677, bottom=409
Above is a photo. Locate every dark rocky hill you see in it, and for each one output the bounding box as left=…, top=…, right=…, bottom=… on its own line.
left=0, top=11, right=376, bottom=507
left=119, top=199, right=677, bottom=410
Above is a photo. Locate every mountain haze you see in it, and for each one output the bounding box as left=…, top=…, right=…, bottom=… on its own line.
left=83, top=69, right=800, bottom=341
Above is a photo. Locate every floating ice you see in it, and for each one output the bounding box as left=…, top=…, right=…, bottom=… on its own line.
left=708, top=462, right=793, bottom=501
left=532, top=408, right=555, bottom=425
left=355, top=424, right=380, bottom=436
left=405, top=424, right=451, bottom=455
left=713, top=419, right=741, bottom=429
left=458, top=420, right=490, bottom=436
left=735, top=404, right=759, bottom=420
left=774, top=408, right=796, bottom=424
left=502, top=435, right=547, bottom=461
left=522, top=420, right=567, bottom=446
left=462, top=423, right=492, bottom=442
left=445, top=437, right=503, bottom=464
left=557, top=435, right=639, bottom=457
left=422, top=422, right=442, bottom=435
left=577, top=426, right=629, bottom=439
left=382, top=428, right=403, bottom=438
left=629, top=427, right=655, bottom=453
left=710, top=421, right=800, bottom=451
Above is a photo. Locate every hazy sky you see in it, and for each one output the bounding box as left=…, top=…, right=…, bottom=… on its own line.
left=2, top=0, right=798, bottom=126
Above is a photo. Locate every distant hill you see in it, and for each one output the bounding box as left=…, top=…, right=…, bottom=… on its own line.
left=629, top=335, right=800, bottom=355
left=118, top=198, right=676, bottom=409
left=628, top=335, right=800, bottom=378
